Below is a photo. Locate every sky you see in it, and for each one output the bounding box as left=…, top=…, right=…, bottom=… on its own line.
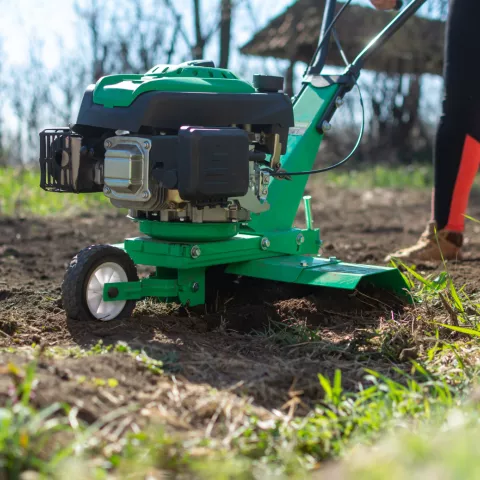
left=0, top=0, right=394, bottom=71
left=2, top=0, right=78, bottom=68
left=1, top=0, right=291, bottom=69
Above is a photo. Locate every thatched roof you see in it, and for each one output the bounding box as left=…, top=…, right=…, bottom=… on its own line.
left=241, top=0, right=444, bottom=75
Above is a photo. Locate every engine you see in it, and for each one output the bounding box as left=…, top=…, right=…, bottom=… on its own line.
left=39, top=61, right=294, bottom=225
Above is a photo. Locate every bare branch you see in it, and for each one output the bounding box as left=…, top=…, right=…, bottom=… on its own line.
left=161, top=0, right=192, bottom=49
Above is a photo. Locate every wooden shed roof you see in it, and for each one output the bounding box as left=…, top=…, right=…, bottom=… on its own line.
left=241, top=0, right=445, bottom=75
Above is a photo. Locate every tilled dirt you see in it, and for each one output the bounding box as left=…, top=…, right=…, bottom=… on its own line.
left=1, top=185, right=480, bottom=428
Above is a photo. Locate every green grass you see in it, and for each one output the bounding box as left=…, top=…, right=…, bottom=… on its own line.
left=323, top=408, right=480, bottom=479
left=0, top=165, right=437, bottom=217
left=0, top=167, right=108, bottom=216
left=322, top=164, right=434, bottom=189
left=0, top=164, right=465, bottom=218
left=321, top=163, right=480, bottom=190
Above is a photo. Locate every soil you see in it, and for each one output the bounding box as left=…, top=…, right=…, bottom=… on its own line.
left=1, top=185, right=480, bottom=431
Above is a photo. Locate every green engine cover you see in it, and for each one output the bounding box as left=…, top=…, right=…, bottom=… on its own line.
left=93, top=64, right=256, bottom=108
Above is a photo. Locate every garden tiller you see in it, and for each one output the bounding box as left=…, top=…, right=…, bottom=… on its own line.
left=39, top=0, right=425, bottom=321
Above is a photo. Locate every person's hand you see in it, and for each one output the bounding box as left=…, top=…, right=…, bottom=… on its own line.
left=370, top=0, right=397, bottom=9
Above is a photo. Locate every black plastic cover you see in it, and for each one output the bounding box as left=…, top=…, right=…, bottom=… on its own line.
left=253, top=74, right=284, bottom=92
left=178, top=59, right=216, bottom=68
left=73, top=87, right=293, bottom=154
left=177, top=127, right=250, bottom=203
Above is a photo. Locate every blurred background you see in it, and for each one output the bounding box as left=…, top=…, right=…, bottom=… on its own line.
left=0, top=0, right=447, bottom=170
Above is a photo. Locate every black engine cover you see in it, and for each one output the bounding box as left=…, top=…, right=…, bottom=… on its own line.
left=150, top=127, right=250, bottom=207
left=177, top=127, right=249, bottom=204
left=73, top=87, right=293, bottom=155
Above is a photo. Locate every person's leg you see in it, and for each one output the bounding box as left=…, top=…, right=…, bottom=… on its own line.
left=386, top=0, right=480, bottom=262
left=434, top=0, right=480, bottom=233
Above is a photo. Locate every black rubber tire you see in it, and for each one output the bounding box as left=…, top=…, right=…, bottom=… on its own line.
left=62, top=244, right=139, bottom=321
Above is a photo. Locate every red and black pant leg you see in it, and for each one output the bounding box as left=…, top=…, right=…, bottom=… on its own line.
left=433, top=0, right=480, bottom=232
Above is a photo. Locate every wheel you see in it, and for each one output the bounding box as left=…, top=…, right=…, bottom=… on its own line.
left=62, top=245, right=139, bottom=321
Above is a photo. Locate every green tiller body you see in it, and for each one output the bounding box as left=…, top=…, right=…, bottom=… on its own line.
left=39, top=0, right=425, bottom=321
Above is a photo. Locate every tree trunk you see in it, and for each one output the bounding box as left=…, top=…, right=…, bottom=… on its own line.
left=284, top=10, right=299, bottom=97
left=219, top=0, right=232, bottom=68
left=285, top=61, right=295, bottom=98
left=192, top=0, right=205, bottom=59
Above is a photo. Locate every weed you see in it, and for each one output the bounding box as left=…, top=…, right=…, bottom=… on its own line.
left=45, top=340, right=166, bottom=376
left=255, top=319, right=321, bottom=346
left=0, top=360, right=77, bottom=477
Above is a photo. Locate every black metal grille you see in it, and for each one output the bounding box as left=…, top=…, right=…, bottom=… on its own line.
left=39, top=128, right=81, bottom=192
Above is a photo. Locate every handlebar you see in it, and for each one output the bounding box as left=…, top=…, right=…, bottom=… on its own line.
left=307, top=0, right=418, bottom=77
left=349, top=0, right=427, bottom=74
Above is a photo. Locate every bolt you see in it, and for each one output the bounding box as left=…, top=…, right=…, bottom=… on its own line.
left=104, top=140, right=113, bottom=148
left=261, top=237, right=270, bottom=250
left=300, top=261, right=308, bottom=267
left=335, top=97, right=345, bottom=108
left=322, top=121, right=332, bottom=132
left=143, top=140, right=151, bottom=150
left=191, top=282, right=199, bottom=292
left=107, top=287, right=119, bottom=299
left=103, top=185, right=111, bottom=194
left=142, top=190, right=150, bottom=199
left=296, top=234, right=305, bottom=245
left=329, top=256, right=338, bottom=263
left=191, top=245, right=201, bottom=258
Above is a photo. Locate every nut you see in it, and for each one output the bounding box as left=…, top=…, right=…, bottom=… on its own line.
left=142, top=191, right=150, bottom=199
left=190, top=246, right=201, bottom=258
left=103, top=186, right=111, bottom=194
left=104, top=140, right=113, bottom=148
left=191, top=282, right=199, bottom=292
left=261, top=237, right=270, bottom=250
left=296, top=234, right=305, bottom=245
left=335, top=97, right=345, bottom=108
left=143, top=140, right=151, bottom=150
left=322, top=121, right=332, bottom=132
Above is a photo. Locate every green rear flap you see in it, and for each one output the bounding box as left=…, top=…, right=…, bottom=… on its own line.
left=226, top=255, right=410, bottom=299
left=93, top=64, right=256, bottom=108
